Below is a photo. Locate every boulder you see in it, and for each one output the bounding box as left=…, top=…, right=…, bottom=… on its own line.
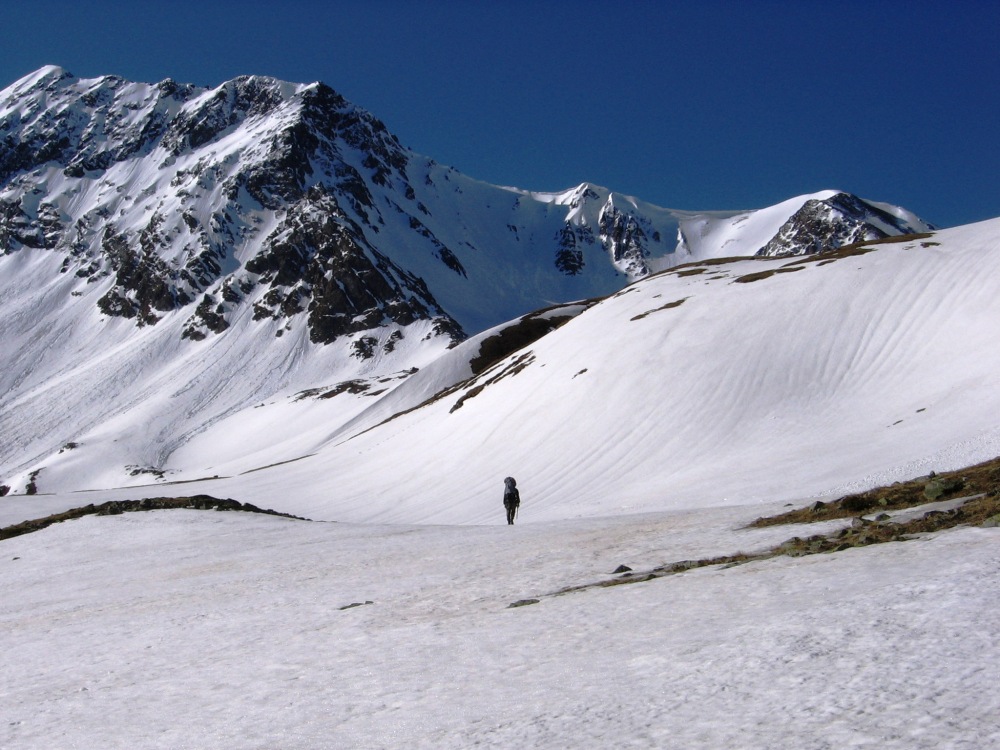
left=923, top=477, right=964, bottom=501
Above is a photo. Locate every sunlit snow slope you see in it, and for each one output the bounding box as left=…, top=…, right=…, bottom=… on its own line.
left=195, top=221, right=998, bottom=523
left=7, top=220, right=996, bottom=525
left=3, top=505, right=997, bottom=749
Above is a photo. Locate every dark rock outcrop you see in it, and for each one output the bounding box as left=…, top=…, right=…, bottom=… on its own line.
left=0, top=495, right=311, bottom=542
left=756, top=192, right=929, bottom=257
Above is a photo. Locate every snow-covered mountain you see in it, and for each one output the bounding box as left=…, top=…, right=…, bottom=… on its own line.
left=0, top=65, right=947, bottom=505
left=1, top=66, right=930, bottom=339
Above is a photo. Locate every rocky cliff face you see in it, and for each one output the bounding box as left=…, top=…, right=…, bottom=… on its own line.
left=0, top=67, right=463, bottom=351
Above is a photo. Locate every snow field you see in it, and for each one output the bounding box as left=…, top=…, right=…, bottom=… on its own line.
left=1, top=506, right=997, bottom=749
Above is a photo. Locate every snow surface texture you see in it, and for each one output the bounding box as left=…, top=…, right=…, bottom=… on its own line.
left=2, top=506, right=998, bottom=749
left=225, top=221, right=1000, bottom=524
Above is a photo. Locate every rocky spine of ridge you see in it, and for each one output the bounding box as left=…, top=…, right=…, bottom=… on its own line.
left=549, top=184, right=668, bottom=279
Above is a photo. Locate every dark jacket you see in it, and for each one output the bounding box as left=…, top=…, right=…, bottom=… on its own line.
left=503, top=476, right=520, bottom=507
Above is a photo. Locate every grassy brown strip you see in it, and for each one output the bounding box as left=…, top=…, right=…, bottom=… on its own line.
left=749, top=455, right=1000, bottom=527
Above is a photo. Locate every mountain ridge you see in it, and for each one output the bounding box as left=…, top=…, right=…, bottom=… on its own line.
left=1, top=66, right=932, bottom=340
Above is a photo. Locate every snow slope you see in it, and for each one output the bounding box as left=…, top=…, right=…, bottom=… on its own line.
left=3, top=218, right=997, bottom=527
left=2, top=503, right=997, bottom=749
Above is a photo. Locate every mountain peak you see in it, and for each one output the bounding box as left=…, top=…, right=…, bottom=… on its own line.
left=21, top=64, right=72, bottom=84
left=1, top=64, right=74, bottom=99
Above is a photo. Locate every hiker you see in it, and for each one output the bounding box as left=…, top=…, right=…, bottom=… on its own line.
left=503, top=476, right=520, bottom=525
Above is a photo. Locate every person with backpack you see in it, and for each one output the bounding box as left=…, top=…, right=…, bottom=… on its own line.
left=503, top=477, right=520, bottom=525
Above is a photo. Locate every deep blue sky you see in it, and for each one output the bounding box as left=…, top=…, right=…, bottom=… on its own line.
left=3, top=0, right=998, bottom=228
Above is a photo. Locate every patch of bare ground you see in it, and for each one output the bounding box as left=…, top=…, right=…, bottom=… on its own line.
left=650, top=255, right=770, bottom=281
left=734, top=266, right=806, bottom=283
left=779, top=232, right=937, bottom=270
left=646, top=231, right=940, bottom=288
left=749, top=455, right=1000, bottom=527
left=296, top=379, right=372, bottom=400
left=631, top=298, right=687, bottom=320
left=468, top=311, right=575, bottom=376
left=450, top=351, right=536, bottom=412
left=294, top=369, right=416, bottom=402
